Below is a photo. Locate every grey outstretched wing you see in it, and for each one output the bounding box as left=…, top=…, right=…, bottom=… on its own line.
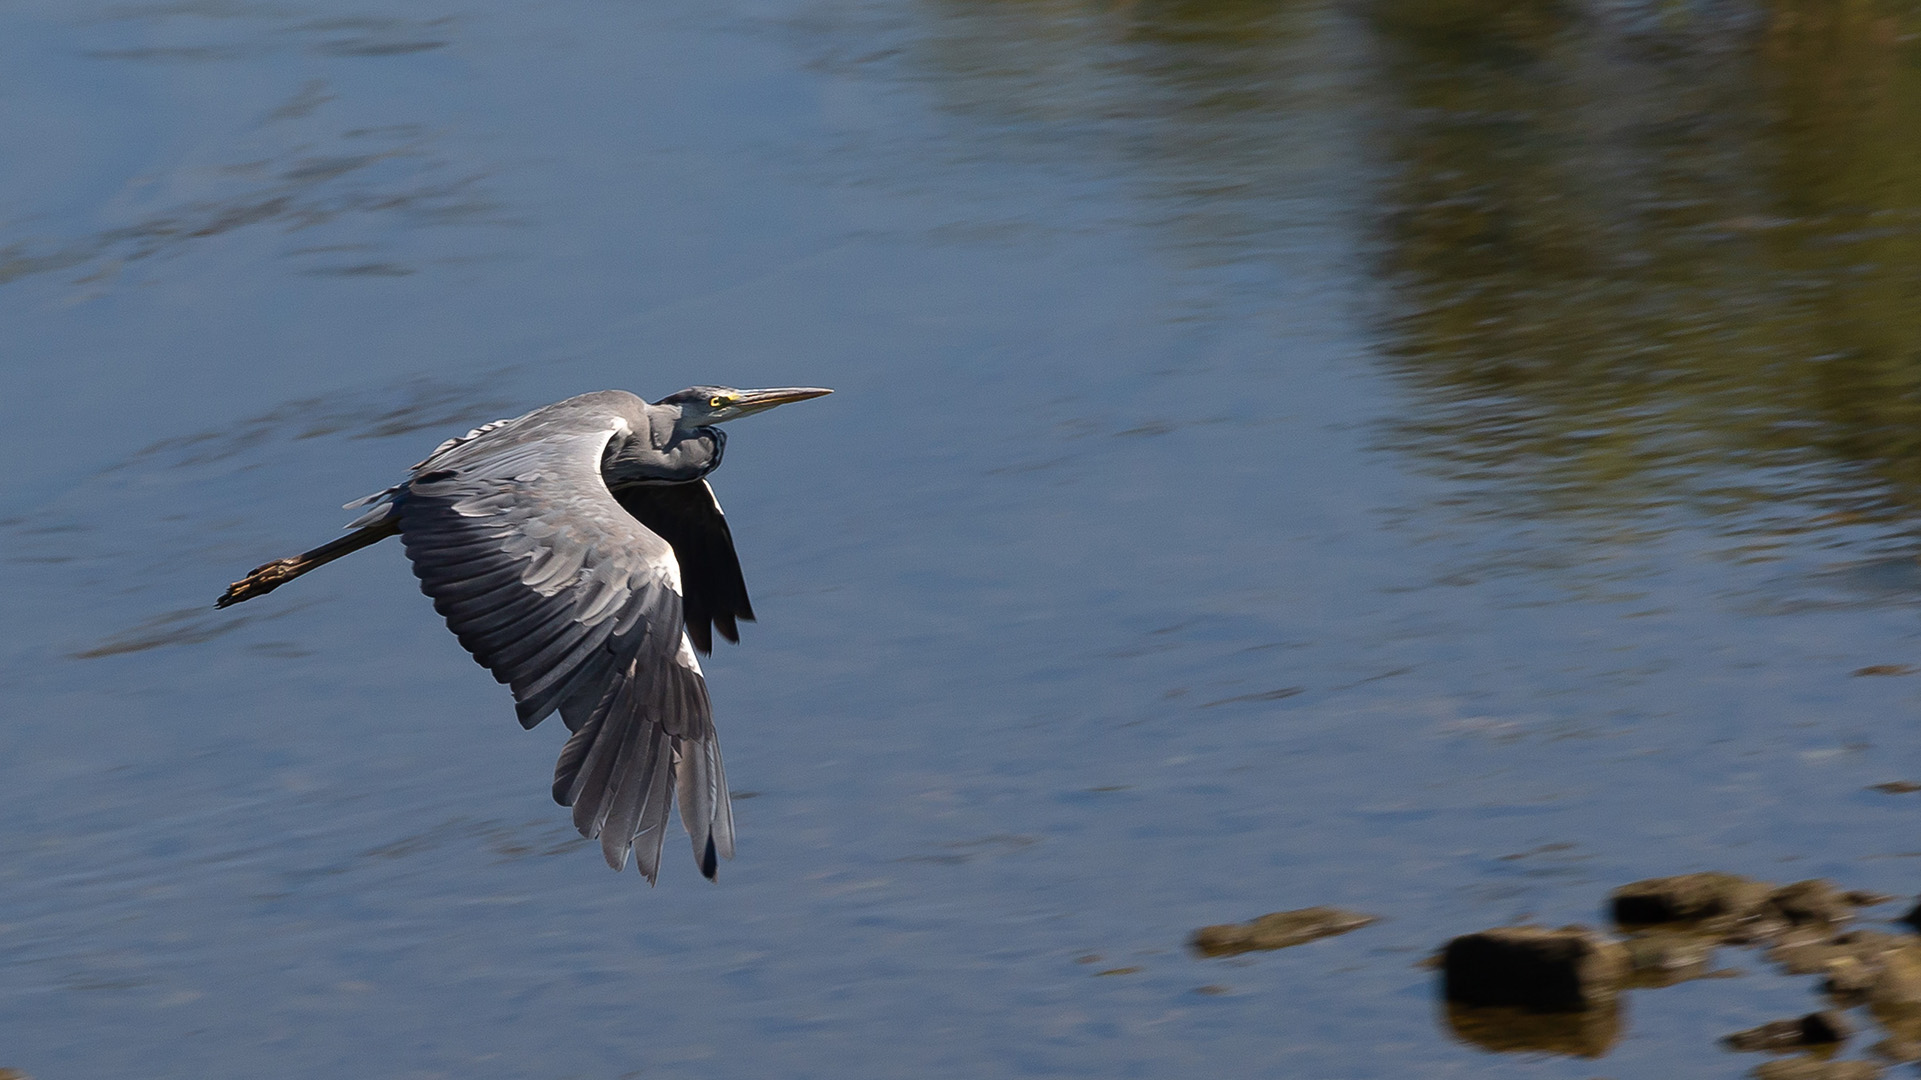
left=612, top=480, right=754, bottom=654
left=392, top=402, right=733, bottom=882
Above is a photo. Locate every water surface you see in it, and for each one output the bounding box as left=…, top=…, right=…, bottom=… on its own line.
left=5, top=0, right=1921, bottom=1076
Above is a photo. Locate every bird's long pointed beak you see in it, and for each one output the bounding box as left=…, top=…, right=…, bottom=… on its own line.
left=734, top=386, right=834, bottom=415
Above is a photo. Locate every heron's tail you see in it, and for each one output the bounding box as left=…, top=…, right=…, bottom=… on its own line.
left=215, top=521, right=400, bottom=608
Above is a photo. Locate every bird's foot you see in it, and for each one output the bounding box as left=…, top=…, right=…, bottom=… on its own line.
left=215, top=557, right=306, bottom=608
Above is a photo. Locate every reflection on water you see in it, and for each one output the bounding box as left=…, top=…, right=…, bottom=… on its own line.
left=1442, top=999, right=1622, bottom=1058
left=71, top=602, right=316, bottom=659
left=1, top=9, right=500, bottom=292
left=1372, top=0, right=1921, bottom=544
left=904, top=0, right=1921, bottom=552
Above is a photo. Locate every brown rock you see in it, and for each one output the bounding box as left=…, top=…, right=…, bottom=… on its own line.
left=1621, top=930, right=1719, bottom=987
left=1869, top=944, right=1921, bottom=1011
left=1871, top=1034, right=1921, bottom=1064
left=1769, top=881, right=1856, bottom=932
left=1611, top=873, right=1774, bottom=936
left=1189, top=906, right=1377, bottom=958
left=1766, top=921, right=1893, bottom=977
left=1724, top=1011, right=1854, bottom=1052
left=1611, top=875, right=1876, bottom=947
left=1827, top=955, right=1877, bottom=1002
left=1442, top=925, right=1627, bottom=1011
left=1833, top=930, right=1911, bottom=956
left=1844, top=940, right=1921, bottom=1060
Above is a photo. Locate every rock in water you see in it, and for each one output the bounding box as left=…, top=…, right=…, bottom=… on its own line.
left=1610, top=873, right=1773, bottom=935
left=1723, top=1011, right=1853, bottom=1052
left=1189, top=906, right=1378, bottom=958
left=1442, top=926, right=1628, bottom=1011
left=1611, top=874, right=1887, bottom=946
left=1751, top=1059, right=1882, bottom=1080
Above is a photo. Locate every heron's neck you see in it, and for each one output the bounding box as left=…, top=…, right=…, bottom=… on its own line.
left=603, top=424, right=725, bottom=487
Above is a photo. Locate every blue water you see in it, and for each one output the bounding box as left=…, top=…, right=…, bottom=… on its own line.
left=4, top=0, right=1921, bottom=1075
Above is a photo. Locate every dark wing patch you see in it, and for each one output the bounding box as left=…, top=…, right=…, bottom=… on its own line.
left=612, top=480, right=754, bottom=654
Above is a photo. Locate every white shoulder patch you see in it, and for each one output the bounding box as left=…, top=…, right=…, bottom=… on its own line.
left=674, top=632, right=704, bottom=675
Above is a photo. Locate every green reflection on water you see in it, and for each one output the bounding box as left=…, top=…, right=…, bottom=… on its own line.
left=1372, top=0, right=1921, bottom=537
left=909, top=0, right=1921, bottom=544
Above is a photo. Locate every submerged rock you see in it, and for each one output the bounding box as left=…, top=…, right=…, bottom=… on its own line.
left=1781, top=931, right=1921, bottom=1016
left=1751, top=1058, right=1882, bottom=1080
left=1442, top=925, right=1627, bottom=1011
left=1621, top=929, right=1722, bottom=987
left=1723, top=1011, right=1853, bottom=1052
left=1189, top=906, right=1377, bottom=957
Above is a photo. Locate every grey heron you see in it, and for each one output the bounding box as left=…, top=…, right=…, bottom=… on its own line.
left=216, top=386, right=833, bottom=883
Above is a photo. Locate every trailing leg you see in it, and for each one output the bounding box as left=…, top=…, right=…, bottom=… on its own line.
left=216, top=521, right=399, bottom=608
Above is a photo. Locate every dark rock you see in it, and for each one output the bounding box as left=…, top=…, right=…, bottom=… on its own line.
left=1723, top=1011, right=1854, bottom=1052
left=1725, top=1019, right=1810, bottom=1052
left=1900, top=898, right=1921, bottom=934
left=1442, top=925, right=1627, bottom=1011
left=1442, top=1000, right=1620, bottom=1058
left=1611, top=875, right=1875, bottom=947
left=1189, top=906, right=1377, bottom=958
left=1801, top=1011, right=1855, bottom=1044
left=1769, top=881, right=1856, bottom=932
left=1611, top=873, right=1774, bottom=936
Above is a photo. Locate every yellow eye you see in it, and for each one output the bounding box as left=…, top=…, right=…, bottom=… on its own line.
left=709, top=396, right=727, bottom=408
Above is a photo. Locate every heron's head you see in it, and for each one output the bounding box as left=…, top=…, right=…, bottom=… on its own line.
left=656, top=385, right=834, bottom=430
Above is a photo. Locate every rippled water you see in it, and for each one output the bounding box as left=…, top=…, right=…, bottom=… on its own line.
left=5, top=0, right=1921, bottom=1076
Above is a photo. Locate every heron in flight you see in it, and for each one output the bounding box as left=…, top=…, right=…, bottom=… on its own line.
left=217, top=386, right=833, bottom=883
